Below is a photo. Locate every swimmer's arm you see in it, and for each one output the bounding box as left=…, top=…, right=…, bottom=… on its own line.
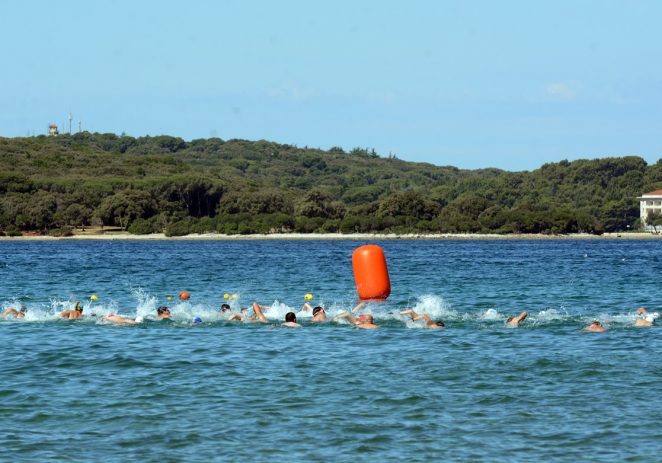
left=228, top=314, right=244, bottom=321
left=412, top=313, right=436, bottom=327
left=252, top=302, right=268, bottom=322
left=302, top=303, right=313, bottom=312
left=352, top=302, right=366, bottom=313
left=334, top=312, right=358, bottom=325
left=635, top=307, right=649, bottom=315
left=513, top=311, right=528, bottom=324
left=400, top=309, right=418, bottom=320
left=2, top=308, right=17, bottom=317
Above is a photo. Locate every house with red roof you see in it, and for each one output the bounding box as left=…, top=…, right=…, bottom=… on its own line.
left=638, top=189, right=662, bottom=227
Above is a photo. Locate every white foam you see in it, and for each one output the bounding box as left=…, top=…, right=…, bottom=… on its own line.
left=411, top=294, right=457, bottom=318
left=479, top=308, right=502, bottom=321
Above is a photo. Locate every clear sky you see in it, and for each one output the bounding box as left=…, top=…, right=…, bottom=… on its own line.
left=1, top=1, right=661, bottom=171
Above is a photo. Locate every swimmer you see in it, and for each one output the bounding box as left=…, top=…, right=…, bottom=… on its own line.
left=311, top=306, right=327, bottom=322
left=582, top=320, right=607, bottom=332
left=101, top=314, right=138, bottom=325
left=304, top=301, right=364, bottom=322
left=634, top=308, right=658, bottom=327
left=220, top=303, right=248, bottom=321
left=400, top=309, right=445, bottom=329
left=282, top=312, right=302, bottom=328
left=506, top=311, right=528, bottom=327
left=302, top=302, right=325, bottom=320
left=101, top=307, right=169, bottom=325
left=156, top=306, right=171, bottom=320
left=252, top=302, right=301, bottom=327
left=220, top=303, right=231, bottom=313
left=333, top=311, right=379, bottom=329
left=60, top=302, right=84, bottom=319
left=2, top=306, right=28, bottom=318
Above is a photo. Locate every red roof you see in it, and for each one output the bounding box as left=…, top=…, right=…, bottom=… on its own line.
left=643, top=189, right=662, bottom=196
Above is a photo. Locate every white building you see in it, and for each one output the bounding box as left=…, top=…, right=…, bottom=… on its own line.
left=48, top=124, right=59, bottom=136
left=638, top=189, right=662, bottom=226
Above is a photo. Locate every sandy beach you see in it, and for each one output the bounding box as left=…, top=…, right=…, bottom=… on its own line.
left=1, top=231, right=660, bottom=241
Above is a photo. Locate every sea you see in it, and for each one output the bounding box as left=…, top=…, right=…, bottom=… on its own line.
left=1, top=239, right=661, bottom=462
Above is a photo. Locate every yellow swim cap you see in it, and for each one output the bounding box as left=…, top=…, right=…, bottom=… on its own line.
left=166, top=295, right=173, bottom=301
left=304, top=293, right=313, bottom=300
left=223, top=293, right=230, bottom=300
left=90, top=294, right=98, bottom=301
left=231, top=294, right=238, bottom=299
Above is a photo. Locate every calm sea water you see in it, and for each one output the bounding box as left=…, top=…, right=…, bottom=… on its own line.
left=1, top=239, right=661, bottom=462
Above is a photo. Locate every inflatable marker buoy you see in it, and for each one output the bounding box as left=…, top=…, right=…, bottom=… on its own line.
left=304, top=293, right=313, bottom=301
left=90, top=294, right=98, bottom=301
left=352, top=244, right=391, bottom=301
left=179, top=291, right=190, bottom=301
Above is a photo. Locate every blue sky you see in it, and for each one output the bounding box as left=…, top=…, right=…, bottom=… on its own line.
left=1, top=1, right=661, bottom=171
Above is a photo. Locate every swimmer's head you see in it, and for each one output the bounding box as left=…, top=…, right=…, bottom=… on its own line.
left=312, top=306, right=324, bottom=316
left=220, top=303, right=231, bottom=312
left=157, top=306, right=170, bottom=316
left=20, top=306, right=28, bottom=314
left=592, top=320, right=602, bottom=326
left=506, top=316, right=514, bottom=323
left=240, top=307, right=248, bottom=313
left=361, top=314, right=374, bottom=324
left=75, top=303, right=83, bottom=313
left=193, top=317, right=202, bottom=324
left=435, top=320, right=445, bottom=327
left=285, top=312, right=296, bottom=323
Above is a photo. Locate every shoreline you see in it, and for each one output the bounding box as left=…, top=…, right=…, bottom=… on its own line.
left=1, top=232, right=660, bottom=241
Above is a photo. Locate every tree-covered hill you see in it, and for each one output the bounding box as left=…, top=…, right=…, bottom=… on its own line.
left=1, top=133, right=660, bottom=236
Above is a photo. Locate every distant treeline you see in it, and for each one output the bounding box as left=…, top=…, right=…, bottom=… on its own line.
left=0, top=133, right=660, bottom=236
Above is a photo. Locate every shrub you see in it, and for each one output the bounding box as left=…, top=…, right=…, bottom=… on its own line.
left=4, top=226, right=22, bottom=237
left=128, top=218, right=159, bottom=235
left=47, top=226, right=74, bottom=237
left=165, top=220, right=192, bottom=237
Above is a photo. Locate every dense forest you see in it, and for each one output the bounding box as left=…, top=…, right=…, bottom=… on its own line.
left=1, top=133, right=661, bottom=236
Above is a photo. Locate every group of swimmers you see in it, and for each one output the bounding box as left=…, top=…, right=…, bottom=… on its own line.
left=503, top=308, right=658, bottom=331
left=2, top=300, right=658, bottom=331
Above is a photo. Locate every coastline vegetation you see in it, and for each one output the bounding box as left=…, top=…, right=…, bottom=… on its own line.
left=1, top=133, right=661, bottom=237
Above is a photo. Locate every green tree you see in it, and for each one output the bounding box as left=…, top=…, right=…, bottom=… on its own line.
left=95, top=190, right=156, bottom=230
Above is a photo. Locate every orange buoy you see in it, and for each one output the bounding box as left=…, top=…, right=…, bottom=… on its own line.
left=352, top=244, right=391, bottom=301
left=179, top=291, right=190, bottom=301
